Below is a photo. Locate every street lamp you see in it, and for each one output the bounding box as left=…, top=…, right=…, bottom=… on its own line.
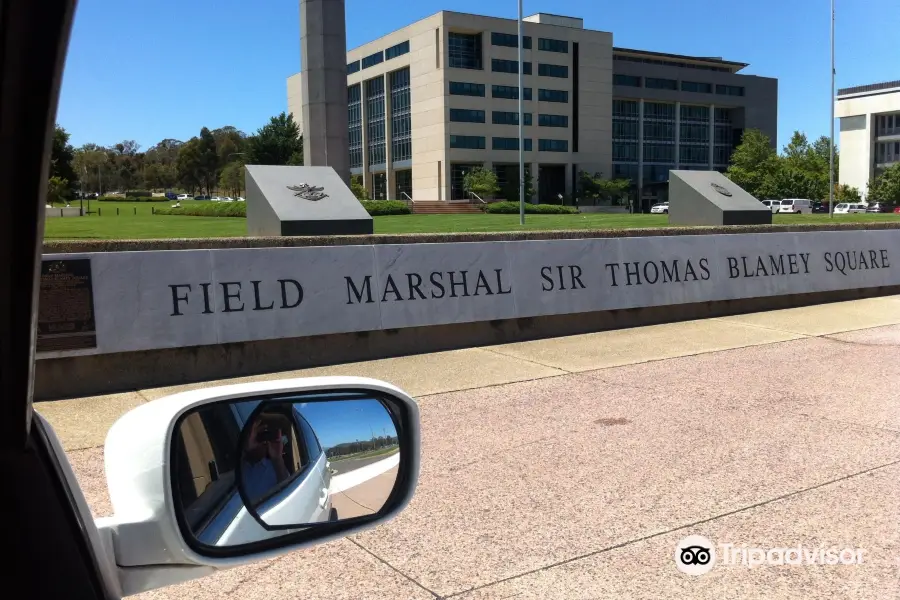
left=517, top=0, right=525, bottom=226
left=829, top=0, right=835, bottom=218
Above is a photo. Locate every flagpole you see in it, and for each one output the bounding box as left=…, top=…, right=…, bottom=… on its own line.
left=829, top=0, right=835, bottom=218
left=518, top=0, right=525, bottom=226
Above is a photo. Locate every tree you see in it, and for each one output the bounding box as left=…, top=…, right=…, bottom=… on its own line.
left=176, top=138, right=203, bottom=194
left=47, top=177, right=70, bottom=205
left=73, top=146, right=108, bottom=194
left=212, top=126, right=246, bottom=169
left=50, top=125, right=77, bottom=187
left=577, top=171, right=630, bottom=205
left=462, top=166, right=499, bottom=198
left=244, top=112, right=303, bottom=166
left=219, top=162, right=245, bottom=197
left=725, top=129, right=779, bottom=198
left=350, top=174, right=370, bottom=200
left=868, top=163, right=900, bottom=203
left=834, top=183, right=861, bottom=202
left=197, top=128, right=219, bottom=195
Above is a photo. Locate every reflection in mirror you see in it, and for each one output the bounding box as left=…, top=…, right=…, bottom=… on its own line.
left=172, top=393, right=401, bottom=548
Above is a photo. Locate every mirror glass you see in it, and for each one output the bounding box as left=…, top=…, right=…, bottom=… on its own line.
left=171, top=392, right=401, bottom=547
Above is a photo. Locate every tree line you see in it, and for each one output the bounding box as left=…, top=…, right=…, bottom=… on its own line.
left=726, top=128, right=900, bottom=203
left=48, top=112, right=303, bottom=203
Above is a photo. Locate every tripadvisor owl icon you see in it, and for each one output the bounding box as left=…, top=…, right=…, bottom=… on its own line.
left=675, top=535, right=716, bottom=575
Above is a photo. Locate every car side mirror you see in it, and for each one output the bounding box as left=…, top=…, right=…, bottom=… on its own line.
left=94, top=376, right=420, bottom=596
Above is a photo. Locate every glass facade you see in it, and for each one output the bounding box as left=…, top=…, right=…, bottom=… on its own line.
left=643, top=102, right=675, bottom=172
left=538, top=88, right=568, bottom=103
left=449, top=81, right=485, bottom=96
left=612, top=99, right=639, bottom=174
left=362, top=51, right=384, bottom=70
left=716, top=84, right=745, bottom=96
left=395, top=169, right=412, bottom=199
left=645, top=77, right=677, bottom=90
left=538, top=63, right=568, bottom=78
left=390, top=68, right=411, bottom=163
left=347, top=61, right=360, bottom=75
left=538, top=114, right=568, bottom=127
left=450, top=109, right=486, bottom=123
left=492, top=137, right=532, bottom=151
left=449, top=135, right=485, bottom=149
left=681, top=80, right=712, bottom=93
left=614, top=74, right=641, bottom=87
left=680, top=104, right=709, bottom=166
left=492, top=85, right=532, bottom=100
left=492, top=111, right=532, bottom=126
left=492, top=59, right=532, bottom=74
left=348, top=84, right=363, bottom=169
left=450, top=163, right=479, bottom=199
left=385, top=40, right=410, bottom=60
left=538, top=38, right=568, bottom=53
left=448, top=32, right=482, bottom=69
left=365, top=76, right=386, bottom=166
left=713, top=107, right=733, bottom=169
left=491, top=32, right=531, bottom=49
left=538, top=139, right=568, bottom=152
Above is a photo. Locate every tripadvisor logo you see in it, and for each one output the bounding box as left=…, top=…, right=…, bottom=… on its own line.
left=674, top=535, right=866, bottom=575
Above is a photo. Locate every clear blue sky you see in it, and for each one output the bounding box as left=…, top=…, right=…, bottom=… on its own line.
left=58, top=0, right=898, bottom=151
left=296, top=399, right=397, bottom=450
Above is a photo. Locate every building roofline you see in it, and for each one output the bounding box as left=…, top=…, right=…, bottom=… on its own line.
left=837, top=80, right=900, bottom=98
left=613, top=47, right=748, bottom=72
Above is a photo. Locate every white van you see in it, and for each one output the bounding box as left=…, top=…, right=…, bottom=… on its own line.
left=761, top=199, right=781, bottom=213
left=778, top=199, right=812, bottom=214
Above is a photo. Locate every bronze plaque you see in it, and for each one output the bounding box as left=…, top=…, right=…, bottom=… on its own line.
left=37, top=259, right=97, bottom=352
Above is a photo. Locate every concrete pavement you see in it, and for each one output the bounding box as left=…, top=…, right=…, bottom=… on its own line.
left=39, top=296, right=900, bottom=599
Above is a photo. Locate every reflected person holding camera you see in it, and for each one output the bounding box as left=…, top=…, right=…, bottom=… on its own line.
left=241, top=415, right=289, bottom=504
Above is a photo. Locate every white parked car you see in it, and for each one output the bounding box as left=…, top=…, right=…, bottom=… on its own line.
left=222, top=196, right=234, bottom=202
left=778, top=199, right=812, bottom=214
left=210, top=196, right=225, bottom=202
left=237, top=196, right=246, bottom=202
left=176, top=194, right=192, bottom=201
left=650, top=201, right=669, bottom=214
left=834, top=203, right=867, bottom=214
left=761, top=199, right=781, bottom=213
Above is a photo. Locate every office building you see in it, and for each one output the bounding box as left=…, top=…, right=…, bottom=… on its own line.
left=287, top=11, right=778, bottom=206
left=835, top=80, right=900, bottom=199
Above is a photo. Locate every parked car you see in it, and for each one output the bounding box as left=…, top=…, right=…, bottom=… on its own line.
left=834, top=203, right=867, bottom=214
left=210, top=196, right=225, bottom=202
left=778, top=198, right=812, bottom=214
left=866, top=202, right=894, bottom=213
left=222, top=196, right=234, bottom=202
left=237, top=196, right=246, bottom=202
left=650, top=201, right=669, bottom=214
left=761, top=199, right=781, bottom=213
left=812, top=202, right=829, bottom=213
left=176, top=194, right=192, bottom=201
left=194, top=195, right=210, bottom=200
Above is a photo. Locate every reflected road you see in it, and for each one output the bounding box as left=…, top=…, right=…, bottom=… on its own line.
left=329, top=449, right=399, bottom=475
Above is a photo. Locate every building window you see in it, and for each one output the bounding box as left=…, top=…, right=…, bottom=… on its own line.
left=491, top=32, right=531, bottom=49
left=365, top=77, right=386, bottom=166
left=643, top=143, right=674, bottom=163
left=643, top=165, right=670, bottom=183
left=613, top=120, right=638, bottom=139
left=492, top=59, right=532, bottom=74
left=390, top=67, right=412, bottom=163
left=538, top=63, right=568, bottom=78
left=643, top=101, right=675, bottom=121
left=645, top=77, right=678, bottom=90
left=449, top=135, right=485, bottom=150
left=680, top=145, right=709, bottom=165
left=449, top=108, right=486, bottom=123
left=613, top=74, right=641, bottom=87
left=538, top=88, right=568, bottom=103
left=538, top=38, right=568, bottom=53
left=538, top=114, right=568, bottom=127
left=714, top=107, right=733, bottom=123
left=613, top=163, right=639, bottom=184
left=680, top=123, right=709, bottom=143
left=613, top=141, right=638, bottom=161
left=492, top=85, right=532, bottom=100
left=681, top=80, right=712, bottom=93
left=538, top=139, right=568, bottom=152
left=362, top=51, right=384, bottom=70
left=448, top=32, right=482, bottom=70
left=385, top=40, right=410, bottom=61
left=613, top=99, right=639, bottom=118
left=450, top=163, right=479, bottom=199
left=492, top=111, right=532, bottom=126
left=613, top=53, right=732, bottom=73
left=680, top=104, right=709, bottom=122
left=347, top=61, right=360, bottom=75
left=449, top=81, right=485, bottom=96
left=492, top=137, right=532, bottom=151
left=716, top=84, right=745, bottom=96
left=348, top=84, right=363, bottom=169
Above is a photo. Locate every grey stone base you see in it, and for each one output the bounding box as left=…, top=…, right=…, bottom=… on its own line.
left=34, top=284, right=900, bottom=401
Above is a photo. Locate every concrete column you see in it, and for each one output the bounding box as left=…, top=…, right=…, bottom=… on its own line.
left=708, top=103, right=715, bottom=170
left=674, top=101, right=681, bottom=168
left=300, top=0, right=350, bottom=186
left=384, top=73, right=394, bottom=200
left=637, top=99, right=644, bottom=200
left=360, top=80, right=371, bottom=193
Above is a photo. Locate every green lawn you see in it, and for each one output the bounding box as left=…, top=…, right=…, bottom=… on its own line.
left=43, top=210, right=900, bottom=240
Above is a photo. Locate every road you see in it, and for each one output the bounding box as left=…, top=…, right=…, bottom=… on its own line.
left=39, top=296, right=900, bottom=599
left=329, top=449, right=399, bottom=475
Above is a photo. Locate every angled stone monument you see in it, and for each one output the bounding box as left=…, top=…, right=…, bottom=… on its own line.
left=245, top=165, right=373, bottom=236
left=668, top=170, right=772, bottom=226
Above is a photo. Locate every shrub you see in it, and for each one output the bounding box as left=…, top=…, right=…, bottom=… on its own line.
left=125, top=190, right=152, bottom=198
left=483, top=201, right=578, bottom=215
left=97, top=196, right=167, bottom=202
left=360, top=200, right=411, bottom=216
left=154, top=203, right=246, bottom=217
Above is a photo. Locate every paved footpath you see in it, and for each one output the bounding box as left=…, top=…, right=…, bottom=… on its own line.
left=40, top=297, right=900, bottom=599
